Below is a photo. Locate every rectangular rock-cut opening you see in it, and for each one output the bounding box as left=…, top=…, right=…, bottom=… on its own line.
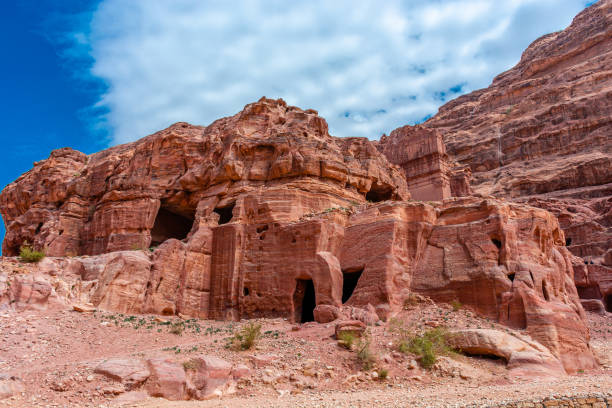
left=214, top=202, right=235, bottom=225
left=577, top=284, right=602, bottom=300
left=605, top=295, right=612, bottom=313
left=365, top=185, right=393, bottom=202
left=150, top=207, right=194, bottom=246
left=342, top=267, right=364, bottom=304
left=293, top=279, right=316, bottom=323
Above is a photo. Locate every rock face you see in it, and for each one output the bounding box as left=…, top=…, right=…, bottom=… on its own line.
left=423, top=0, right=611, bottom=202
left=0, top=96, right=598, bottom=372
left=377, top=125, right=472, bottom=200
left=448, top=329, right=566, bottom=378
left=378, top=126, right=451, bottom=201
left=381, top=1, right=611, bottom=309
left=0, top=97, right=408, bottom=258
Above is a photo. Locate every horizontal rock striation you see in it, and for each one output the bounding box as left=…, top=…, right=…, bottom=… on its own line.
left=2, top=196, right=596, bottom=372
left=379, top=0, right=611, bottom=310
left=0, top=97, right=408, bottom=258
left=0, top=96, right=600, bottom=371
left=424, top=0, right=612, bottom=200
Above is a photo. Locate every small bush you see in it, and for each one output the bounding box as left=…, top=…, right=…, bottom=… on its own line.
left=19, top=244, right=45, bottom=263
left=398, top=328, right=452, bottom=369
left=356, top=335, right=376, bottom=370
left=376, top=368, right=388, bottom=380
left=169, top=322, right=184, bottom=336
left=451, top=299, right=463, bottom=311
left=182, top=359, right=201, bottom=371
left=337, top=331, right=356, bottom=350
left=231, top=322, right=261, bottom=350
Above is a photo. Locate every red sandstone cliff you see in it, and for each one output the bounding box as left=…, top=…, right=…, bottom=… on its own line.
left=0, top=97, right=408, bottom=257
left=381, top=0, right=611, bottom=312
left=3, top=3, right=610, bottom=374
left=0, top=96, right=597, bottom=372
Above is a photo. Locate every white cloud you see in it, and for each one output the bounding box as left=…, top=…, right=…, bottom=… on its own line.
left=73, top=0, right=589, bottom=144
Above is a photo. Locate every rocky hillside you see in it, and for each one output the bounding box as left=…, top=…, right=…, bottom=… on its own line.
left=424, top=0, right=611, bottom=262
left=0, top=97, right=407, bottom=258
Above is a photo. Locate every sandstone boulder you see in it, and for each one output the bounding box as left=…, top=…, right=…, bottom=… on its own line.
left=0, top=375, right=24, bottom=400
left=448, top=329, right=565, bottom=378
left=0, top=272, right=59, bottom=312
left=94, top=359, right=150, bottom=387
left=580, top=299, right=606, bottom=316
left=185, top=356, right=234, bottom=400
left=146, top=359, right=187, bottom=400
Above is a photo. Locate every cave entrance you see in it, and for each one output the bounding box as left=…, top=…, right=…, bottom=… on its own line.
left=365, top=184, right=393, bottom=202
left=214, top=202, right=235, bottom=225
left=605, top=295, right=612, bottom=313
left=293, top=279, right=316, bottom=323
left=577, top=285, right=602, bottom=300
left=150, top=207, right=194, bottom=247
left=342, top=268, right=363, bottom=304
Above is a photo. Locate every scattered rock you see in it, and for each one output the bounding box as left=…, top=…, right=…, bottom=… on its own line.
left=94, top=358, right=150, bottom=387
left=0, top=375, right=24, bottom=400
left=335, top=320, right=366, bottom=339
left=146, top=358, right=187, bottom=401
left=72, top=303, right=95, bottom=313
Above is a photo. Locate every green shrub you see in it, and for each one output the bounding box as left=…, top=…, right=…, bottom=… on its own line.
left=19, top=244, right=45, bottom=263
left=376, top=368, right=388, bottom=380
left=451, top=299, right=463, bottom=311
left=398, top=328, right=452, bottom=369
left=356, top=335, right=376, bottom=370
left=231, top=322, right=262, bottom=350
left=169, top=321, right=184, bottom=335
left=337, top=331, right=356, bottom=349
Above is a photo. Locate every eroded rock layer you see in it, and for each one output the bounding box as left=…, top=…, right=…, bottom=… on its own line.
left=424, top=0, right=611, bottom=201
left=381, top=1, right=611, bottom=309
left=0, top=97, right=408, bottom=258
left=0, top=96, right=599, bottom=372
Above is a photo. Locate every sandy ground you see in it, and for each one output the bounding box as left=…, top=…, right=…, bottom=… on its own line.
left=0, top=300, right=610, bottom=408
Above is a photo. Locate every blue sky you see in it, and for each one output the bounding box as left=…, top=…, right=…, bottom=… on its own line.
left=0, top=0, right=596, bottom=247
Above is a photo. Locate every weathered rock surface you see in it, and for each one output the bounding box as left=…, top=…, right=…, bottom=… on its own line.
left=0, top=97, right=408, bottom=258
left=185, top=356, right=235, bottom=400
left=379, top=0, right=612, bottom=311
left=449, top=329, right=566, bottom=378
left=4, top=196, right=595, bottom=372
left=146, top=358, right=187, bottom=401
left=0, top=94, right=599, bottom=373
left=0, top=375, right=25, bottom=400
left=419, top=0, right=612, bottom=264
left=423, top=0, right=611, bottom=202
left=377, top=126, right=451, bottom=201
left=92, top=355, right=236, bottom=402
left=94, top=359, right=151, bottom=387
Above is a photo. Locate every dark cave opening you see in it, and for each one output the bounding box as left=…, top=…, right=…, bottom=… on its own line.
left=293, top=279, right=316, bottom=323
left=150, top=207, right=194, bottom=247
left=507, top=272, right=515, bottom=282
left=565, top=237, right=572, bottom=246
left=342, top=268, right=364, bottom=304
left=577, top=284, right=602, bottom=300
left=605, top=295, right=612, bottom=313
left=214, top=202, right=235, bottom=225
left=491, top=238, right=502, bottom=249
left=365, top=185, right=393, bottom=202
